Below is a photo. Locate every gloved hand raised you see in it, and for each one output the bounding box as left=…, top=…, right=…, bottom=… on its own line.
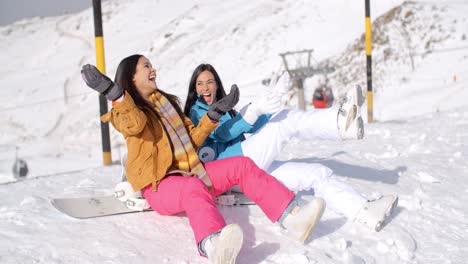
left=253, top=95, right=282, bottom=115
left=240, top=94, right=282, bottom=125
left=81, top=64, right=123, bottom=101
left=207, top=84, right=240, bottom=121
left=271, top=72, right=291, bottom=96
left=239, top=72, right=290, bottom=125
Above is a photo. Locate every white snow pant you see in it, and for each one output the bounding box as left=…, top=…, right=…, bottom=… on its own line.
left=240, top=107, right=367, bottom=219
left=266, top=161, right=367, bottom=219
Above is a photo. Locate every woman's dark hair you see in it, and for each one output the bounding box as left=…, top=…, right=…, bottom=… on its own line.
left=183, top=63, right=236, bottom=117
left=114, top=54, right=184, bottom=118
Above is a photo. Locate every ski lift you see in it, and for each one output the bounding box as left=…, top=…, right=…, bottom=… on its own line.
left=0, top=144, right=28, bottom=179
left=13, top=146, right=28, bottom=179
left=13, top=158, right=28, bottom=178
left=312, top=85, right=334, bottom=108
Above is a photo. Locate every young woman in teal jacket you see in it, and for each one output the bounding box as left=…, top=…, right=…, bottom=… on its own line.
left=184, top=63, right=398, bottom=232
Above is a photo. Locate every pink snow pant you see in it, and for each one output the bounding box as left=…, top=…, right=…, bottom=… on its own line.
left=141, top=156, right=294, bottom=244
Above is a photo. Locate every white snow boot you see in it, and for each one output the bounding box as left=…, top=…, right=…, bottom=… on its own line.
left=205, top=224, right=244, bottom=264
left=338, top=85, right=365, bottom=140
left=350, top=84, right=366, bottom=108
left=354, top=195, right=398, bottom=231
left=281, top=198, right=326, bottom=243
left=338, top=114, right=364, bottom=140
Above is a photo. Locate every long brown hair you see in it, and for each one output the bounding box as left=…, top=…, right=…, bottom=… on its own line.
left=114, top=54, right=184, bottom=118
left=183, top=63, right=236, bottom=117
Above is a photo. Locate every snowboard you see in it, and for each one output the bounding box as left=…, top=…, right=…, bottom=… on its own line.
left=52, top=192, right=255, bottom=219
left=51, top=195, right=151, bottom=219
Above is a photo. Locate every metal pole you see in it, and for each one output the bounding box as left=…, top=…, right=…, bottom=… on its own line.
left=92, top=0, right=112, bottom=165
left=365, top=0, right=374, bottom=122
left=296, top=79, right=306, bottom=110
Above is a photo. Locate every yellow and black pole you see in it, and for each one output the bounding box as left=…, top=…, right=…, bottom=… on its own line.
left=365, top=0, right=374, bottom=122
left=92, top=0, right=112, bottom=165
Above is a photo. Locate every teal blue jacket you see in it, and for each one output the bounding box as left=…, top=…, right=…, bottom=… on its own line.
left=189, top=98, right=271, bottom=161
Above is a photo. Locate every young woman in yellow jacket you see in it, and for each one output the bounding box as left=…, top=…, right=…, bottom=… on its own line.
left=81, top=54, right=325, bottom=264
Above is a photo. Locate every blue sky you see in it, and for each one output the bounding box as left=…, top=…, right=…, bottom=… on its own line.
left=0, top=0, right=93, bottom=26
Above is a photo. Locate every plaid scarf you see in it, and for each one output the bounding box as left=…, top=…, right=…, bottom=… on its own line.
left=150, top=91, right=212, bottom=187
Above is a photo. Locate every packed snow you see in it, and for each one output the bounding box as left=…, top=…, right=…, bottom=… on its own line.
left=0, top=0, right=467, bottom=263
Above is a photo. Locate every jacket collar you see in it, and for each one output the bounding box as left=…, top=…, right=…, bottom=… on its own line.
left=194, top=96, right=211, bottom=110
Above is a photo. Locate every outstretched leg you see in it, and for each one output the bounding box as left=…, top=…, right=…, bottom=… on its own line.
left=267, top=161, right=367, bottom=219
left=206, top=156, right=326, bottom=243
left=141, top=176, right=226, bottom=243
left=205, top=156, right=295, bottom=222
left=241, top=85, right=365, bottom=170
left=267, top=160, right=398, bottom=231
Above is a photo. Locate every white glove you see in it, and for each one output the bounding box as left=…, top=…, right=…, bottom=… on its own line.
left=240, top=95, right=282, bottom=125
left=271, top=72, right=291, bottom=96
left=255, top=95, right=282, bottom=115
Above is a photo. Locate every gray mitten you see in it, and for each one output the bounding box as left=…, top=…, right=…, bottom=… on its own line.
left=81, top=64, right=123, bottom=101
left=207, top=84, right=240, bottom=121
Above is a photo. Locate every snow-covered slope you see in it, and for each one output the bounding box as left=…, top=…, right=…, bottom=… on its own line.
left=0, top=0, right=467, bottom=263
left=316, top=1, right=468, bottom=121
left=0, top=0, right=404, bottom=148
left=1, top=105, right=467, bottom=264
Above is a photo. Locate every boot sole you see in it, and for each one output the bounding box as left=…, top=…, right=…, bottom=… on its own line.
left=355, top=85, right=365, bottom=108
left=375, top=196, right=399, bottom=232
left=345, top=105, right=357, bottom=131
left=299, top=199, right=326, bottom=243
left=357, top=117, right=365, bottom=140
left=215, top=224, right=244, bottom=264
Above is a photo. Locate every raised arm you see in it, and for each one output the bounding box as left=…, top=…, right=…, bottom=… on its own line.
left=81, top=64, right=147, bottom=136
